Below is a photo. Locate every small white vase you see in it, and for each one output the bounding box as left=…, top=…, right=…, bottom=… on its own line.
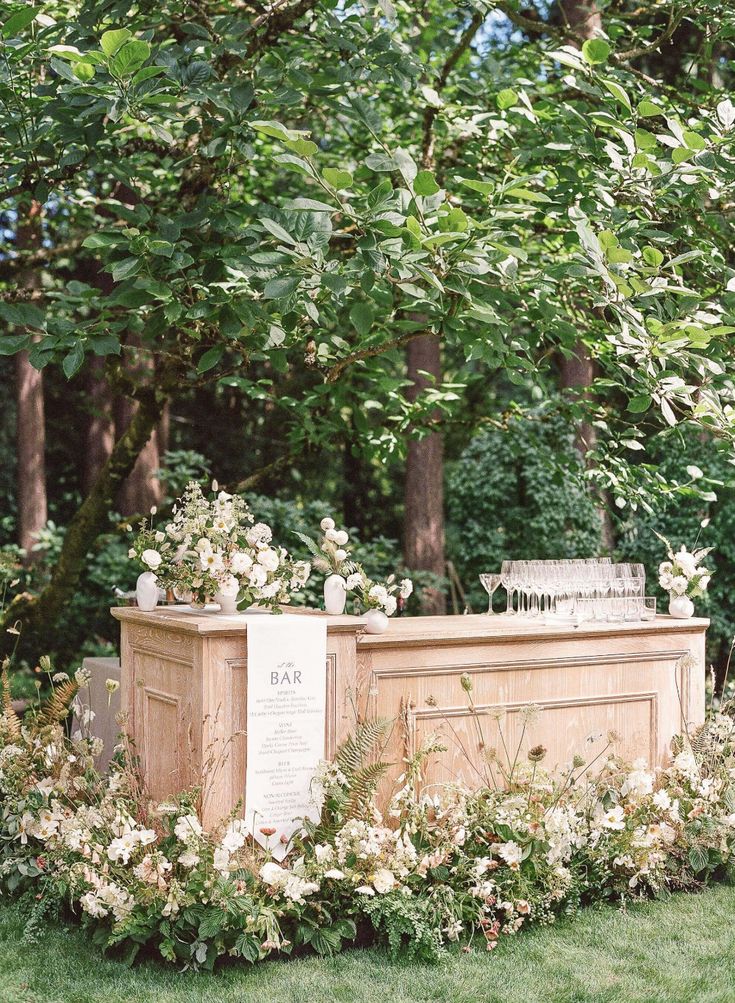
left=215, top=591, right=239, bottom=615
left=324, top=574, right=347, bottom=615
left=136, top=572, right=159, bottom=612
left=668, top=595, right=694, bottom=619
left=363, top=609, right=389, bottom=634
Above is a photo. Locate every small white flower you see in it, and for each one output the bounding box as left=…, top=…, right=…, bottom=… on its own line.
left=174, top=814, right=202, bottom=843
left=699, top=575, right=711, bottom=591
left=178, top=850, right=200, bottom=868
left=601, top=806, right=626, bottom=831
left=325, top=528, right=339, bottom=542
left=498, top=841, right=523, bottom=868
left=670, top=575, right=688, bottom=595
left=399, top=578, right=413, bottom=599
left=324, top=868, right=345, bottom=880
left=141, top=549, right=162, bottom=571
left=257, top=548, right=280, bottom=572
left=334, top=530, right=349, bottom=546
left=320, top=518, right=335, bottom=532
left=372, top=868, right=396, bottom=894
left=355, top=885, right=375, bottom=896
left=334, top=549, right=347, bottom=562
left=260, top=861, right=287, bottom=886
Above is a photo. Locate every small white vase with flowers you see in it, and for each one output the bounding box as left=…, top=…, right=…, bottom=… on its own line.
left=296, top=519, right=413, bottom=630
left=657, top=535, right=713, bottom=619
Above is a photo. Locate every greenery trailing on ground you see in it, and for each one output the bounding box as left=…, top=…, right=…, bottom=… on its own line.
left=0, top=662, right=734, bottom=972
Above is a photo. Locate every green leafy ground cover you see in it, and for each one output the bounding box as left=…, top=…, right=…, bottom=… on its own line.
left=1, top=885, right=734, bottom=1003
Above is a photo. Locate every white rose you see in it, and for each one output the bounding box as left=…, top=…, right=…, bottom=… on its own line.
left=383, top=596, right=397, bottom=616
left=671, top=575, right=688, bottom=595
left=334, top=530, right=349, bottom=546
left=260, top=861, right=287, bottom=887
left=219, top=574, right=239, bottom=597
left=334, top=549, right=347, bottom=562
left=141, top=549, right=162, bottom=571
left=372, top=868, right=396, bottom=894
left=676, top=549, right=698, bottom=577
left=249, top=564, right=267, bottom=588
left=320, top=518, right=335, bottom=532
left=257, top=548, right=280, bottom=572
left=230, top=551, right=253, bottom=575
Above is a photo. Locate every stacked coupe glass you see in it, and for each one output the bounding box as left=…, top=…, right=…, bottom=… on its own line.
left=480, top=559, right=656, bottom=623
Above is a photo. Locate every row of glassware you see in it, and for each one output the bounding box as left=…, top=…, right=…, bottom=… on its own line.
left=480, top=558, right=654, bottom=622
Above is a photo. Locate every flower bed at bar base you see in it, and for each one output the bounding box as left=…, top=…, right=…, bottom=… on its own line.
left=1, top=666, right=734, bottom=971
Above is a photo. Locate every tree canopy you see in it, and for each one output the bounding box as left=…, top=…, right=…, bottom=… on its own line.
left=2, top=0, right=735, bottom=644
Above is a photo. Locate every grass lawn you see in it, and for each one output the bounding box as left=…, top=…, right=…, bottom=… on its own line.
left=1, top=885, right=734, bottom=1003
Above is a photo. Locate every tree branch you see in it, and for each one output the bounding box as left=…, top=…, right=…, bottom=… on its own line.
left=422, top=12, right=484, bottom=168
left=325, top=331, right=427, bottom=383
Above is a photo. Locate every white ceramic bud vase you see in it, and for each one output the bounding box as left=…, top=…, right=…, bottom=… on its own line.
left=215, top=591, right=239, bottom=615
left=136, top=572, right=159, bottom=612
left=324, top=574, right=347, bottom=615
left=668, top=595, right=694, bottom=619
left=363, top=609, right=389, bottom=634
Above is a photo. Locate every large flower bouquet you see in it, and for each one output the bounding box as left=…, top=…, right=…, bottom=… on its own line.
left=129, top=481, right=310, bottom=611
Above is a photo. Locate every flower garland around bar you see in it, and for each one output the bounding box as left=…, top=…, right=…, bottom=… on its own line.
left=1, top=660, right=734, bottom=970
left=128, top=481, right=311, bottom=611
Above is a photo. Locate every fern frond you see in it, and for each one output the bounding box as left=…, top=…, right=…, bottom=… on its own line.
left=335, top=718, right=391, bottom=778
left=0, top=661, right=22, bottom=742
left=345, top=761, right=390, bottom=819
left=37, top=678, right=80, bottom=728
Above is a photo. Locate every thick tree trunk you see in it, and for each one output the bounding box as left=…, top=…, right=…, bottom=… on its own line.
left=115, top=366, right=163, bottom=516
left=3, top=385, right=169, bottom=657
left=15, top=202, right=47, bottom=561
left=557, top=0, right=615, bottom=552
left=404, top=334, right=446, bottom=614
left=84, top=356, right=115, bottom=495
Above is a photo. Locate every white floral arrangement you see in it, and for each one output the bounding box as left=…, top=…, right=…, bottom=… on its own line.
left=657, top=536, right=713, bottom=600
left=2, top=662, right=735, bottom=970
left=297, top=517, right=413, bottom=615
left=128, top=481, right=310, bottom=612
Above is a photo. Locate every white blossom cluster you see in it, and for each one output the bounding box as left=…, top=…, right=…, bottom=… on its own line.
left=658, top=542, right=712, bottom=599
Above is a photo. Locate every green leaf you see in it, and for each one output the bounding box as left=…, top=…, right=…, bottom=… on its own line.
left=672, top=146, right=693, bottom=165
left=2, top=6, right=40, bottom=38
left=263, top=275, right=301, bottom=299
left=581, top=39, right=611, bottom=65
left=683, top=130, right=706, bottom=151
left=628, top=394, right=652, bottom=413
left=111, top=257, right=141, bottom=281
left=497, top=88, right=518, bottom=110
left=109, top=40, right=151, bottom=79
left=506, top=188, right=551, bottom=203
left=100, top=28, right=131, bottom=57
left=197, top=345, right=224, bottom=372
left=284, top=138, right=318, bottom=157
left=260, top=218, right=296, bottom=245
left=601, top=78, right=630, bottom=110
left=688, top=844, right=709, bottom=874
left=0, top=302, right=45, bottom=329
left=73, top=61, right=95, bottom=82
left=365, top=152, right=398, bottom=172
left=0, top=334, right=31, bottom=355
left=414, top=170, right=440, bottom=196
left=638, top=100, right=663, bottom=118
left=288, top=198, right=336, bottom=213
left=349, top=302, right=374, bottom=335
left=62, top=342, right=85, bottom=379
left=322, top=168, right=353, bottom=189
left=642, top=246, right=664, bottom=267
left=82, top=233, right=124, bottom=249
left=634, top=128, right=657, bottom=151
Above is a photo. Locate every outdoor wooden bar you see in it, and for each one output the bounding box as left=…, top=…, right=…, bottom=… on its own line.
left=112, top=607, right=707, bottom=827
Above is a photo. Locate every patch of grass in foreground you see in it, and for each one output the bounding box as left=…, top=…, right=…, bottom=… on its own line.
left=1, top=884, right=734, bottom=1003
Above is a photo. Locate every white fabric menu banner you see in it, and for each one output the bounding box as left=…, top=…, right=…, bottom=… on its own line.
left=244, top=613, right=327, bottom=859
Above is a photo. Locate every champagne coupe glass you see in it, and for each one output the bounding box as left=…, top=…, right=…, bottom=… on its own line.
left=479, top=573, right=502, bottom=615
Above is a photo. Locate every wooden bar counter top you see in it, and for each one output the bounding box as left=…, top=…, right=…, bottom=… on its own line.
left=112, top=607, right=707, bottom=826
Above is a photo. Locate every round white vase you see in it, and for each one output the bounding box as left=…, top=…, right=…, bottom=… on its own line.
left=324, top=574, right=347, bottom=615
left=363, top=609, right=389, bottom=634
left=215, top=591, right=239, bottom=615
left=136, top=572, right=159, bottom=612
left=668, top=595, right=694, bottom=619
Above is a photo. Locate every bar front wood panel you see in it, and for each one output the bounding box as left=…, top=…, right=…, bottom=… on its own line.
left=113, top=607, right=362, bottom=826
left=359, top=617, right=707, bottom=793
left=113, top=608, right=707, bottom=826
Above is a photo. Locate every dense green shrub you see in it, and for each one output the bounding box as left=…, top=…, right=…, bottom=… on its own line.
left=446, top=418, right=602, bottom=612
